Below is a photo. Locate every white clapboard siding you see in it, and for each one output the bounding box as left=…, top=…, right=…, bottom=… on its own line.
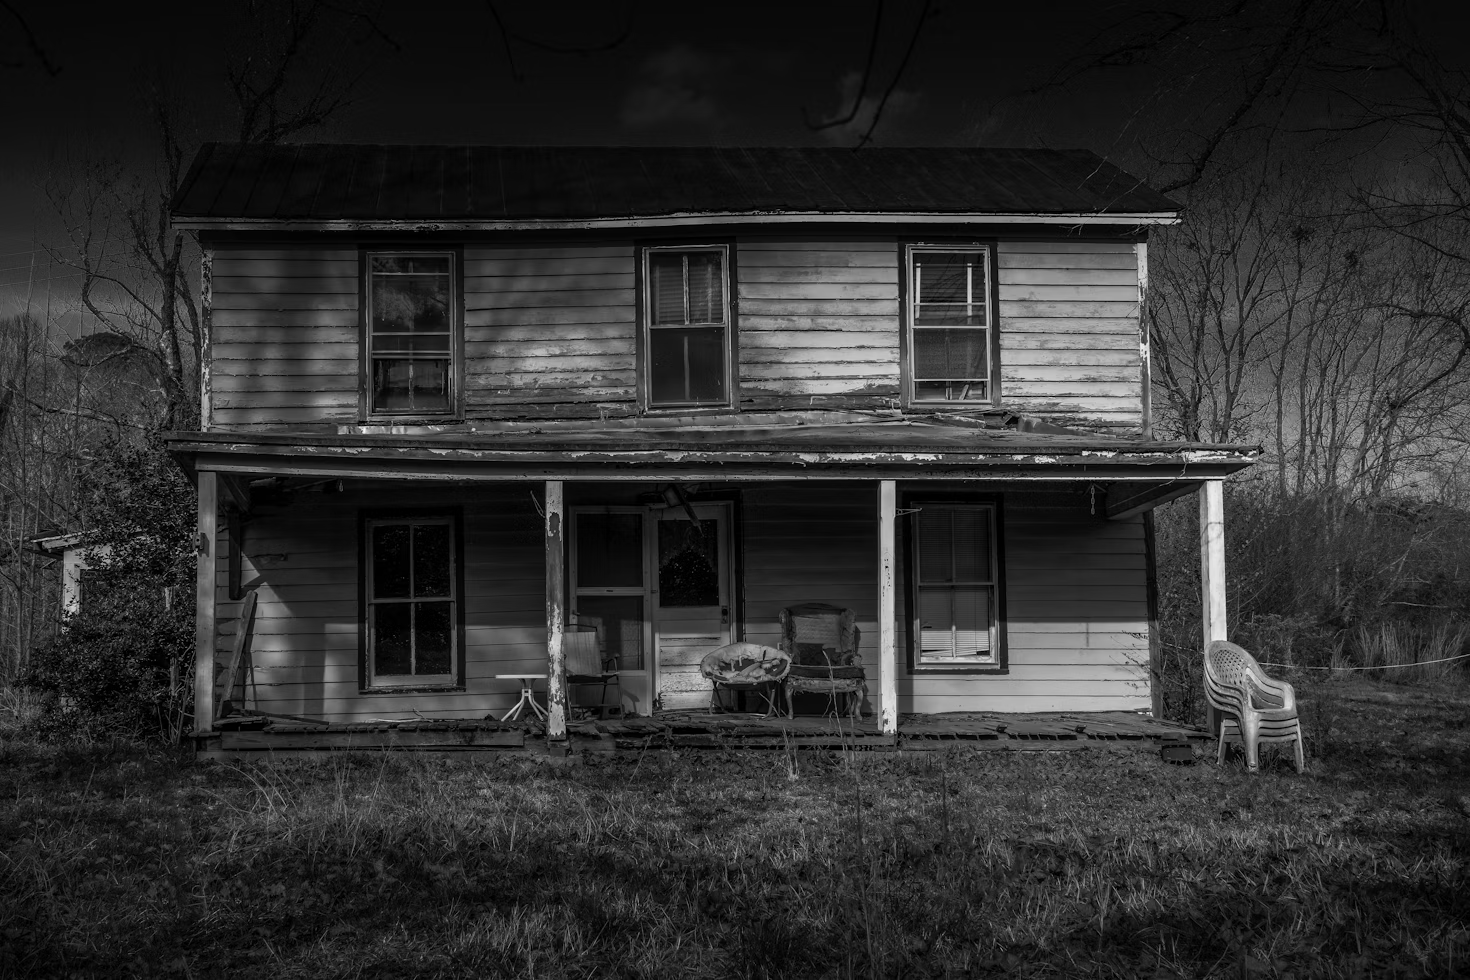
left=743, top=484, right=1151, bottom=714
left=736, top=241, right=900, bottom=406
left=217, top=486, right=548, bottom=723
left=997, top=241, right=1143, bottom=430
left=463, top=244, right=637, bottom=411
left=209, top=246, right=360, bottom=428
left=216, top=481, right=1151, bottom=723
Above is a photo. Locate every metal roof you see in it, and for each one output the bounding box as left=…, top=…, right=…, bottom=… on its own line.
left=172, top=144, right=1180, bottom=226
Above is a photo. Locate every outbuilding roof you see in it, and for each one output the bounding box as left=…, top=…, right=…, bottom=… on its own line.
left=171, top=144, right=1179, bottom=229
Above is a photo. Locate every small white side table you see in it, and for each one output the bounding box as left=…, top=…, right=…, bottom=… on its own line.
left=496, top=674, right=549, bottom=721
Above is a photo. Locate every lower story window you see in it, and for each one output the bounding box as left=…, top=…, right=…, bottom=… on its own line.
left=913, top=502, right=1000, bottom=668
left=364, top=514, right=459, bottom=688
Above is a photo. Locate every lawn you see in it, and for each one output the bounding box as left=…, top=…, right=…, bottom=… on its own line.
left=1, top=678, right=1466, bottom=979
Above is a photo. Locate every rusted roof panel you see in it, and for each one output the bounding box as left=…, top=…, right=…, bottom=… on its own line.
left=173, top=144, right=1179, bottom=221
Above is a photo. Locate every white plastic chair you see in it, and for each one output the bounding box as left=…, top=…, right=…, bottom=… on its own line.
left=1204, top=639, right=1306, bottom=773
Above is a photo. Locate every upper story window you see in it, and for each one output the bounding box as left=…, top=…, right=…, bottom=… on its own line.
left=906, top=245, right=994, bottom=405
left=366, top=252, right=457, bottom=416
left=643, top=245, right=732, bottom=408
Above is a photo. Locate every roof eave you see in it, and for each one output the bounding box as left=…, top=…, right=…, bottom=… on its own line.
left=172, top=210, right=1182, bottom=233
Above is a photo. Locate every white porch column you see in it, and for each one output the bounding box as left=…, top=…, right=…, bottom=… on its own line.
left=193, top=471, right=218, bottom=737
left=1199, top=479, right=1227, bottom=732
left=877, top=480, right=898, bottom=736
left=545, top=480, right=567, bottom=741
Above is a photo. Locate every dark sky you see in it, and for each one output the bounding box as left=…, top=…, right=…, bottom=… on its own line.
left=0, top=0, right=1141, bottom=308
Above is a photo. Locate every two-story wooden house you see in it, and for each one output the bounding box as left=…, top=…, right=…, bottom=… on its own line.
left=165, top=145, right=1255, bottom=748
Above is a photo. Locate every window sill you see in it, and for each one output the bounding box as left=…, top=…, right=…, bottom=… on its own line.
left=360, top=685, right=466, bottom=695
left=909, top=665, right=1008, bottom=676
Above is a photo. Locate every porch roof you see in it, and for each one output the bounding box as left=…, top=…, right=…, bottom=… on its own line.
left=167, top=420, right=1258, bottom=482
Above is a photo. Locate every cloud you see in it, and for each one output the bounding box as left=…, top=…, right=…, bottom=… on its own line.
left=620, top=44, right=730, bottom=131
left=815, top=70, right=922, bottom=146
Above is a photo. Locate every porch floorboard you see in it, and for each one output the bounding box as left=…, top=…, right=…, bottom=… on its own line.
left=210, top=710, right=1208, bottom=753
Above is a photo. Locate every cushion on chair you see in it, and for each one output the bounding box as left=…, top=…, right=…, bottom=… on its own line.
left=788, top=664, right=864, bottom=680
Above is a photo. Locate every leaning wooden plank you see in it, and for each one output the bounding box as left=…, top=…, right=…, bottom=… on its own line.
left=214, top=591, right=258, bottom=720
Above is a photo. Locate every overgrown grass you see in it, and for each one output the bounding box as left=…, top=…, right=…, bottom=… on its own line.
left=2, top=679, right=1467, bottom=979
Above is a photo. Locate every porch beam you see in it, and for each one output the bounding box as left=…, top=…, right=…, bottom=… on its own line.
left=1104, top=480, right=1201, bottom=521
left=1199, top=479, right=1227, bottom=734
left=544, top=481, right=567, bottom=741
left=877, top=480, right=898, bottom=736
left=194, top=471, right=218, bottom=736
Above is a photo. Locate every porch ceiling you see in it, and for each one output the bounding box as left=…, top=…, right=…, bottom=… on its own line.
left=166, top=422, right=1259, bottom=482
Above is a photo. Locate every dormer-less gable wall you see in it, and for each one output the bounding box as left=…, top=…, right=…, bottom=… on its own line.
left=205, top=233, right=1143, bottom=431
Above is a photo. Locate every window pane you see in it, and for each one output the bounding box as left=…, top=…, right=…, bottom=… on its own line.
left=650, top=327, right=725, bottom=405
left=373, top=603, right=413, bottom=675
left=916, top=252, right=984, bottom=305
left=951, top=509, right=992, bottom=583
left=372, top=334, right=451, bottom=355
left=913, top=329, right=987, bottom=381
left=918, top=589, right=955, bottom=659
left=658, top=519, right=719, bottom=606
left=373, top=358, right=449, bottom=412
left=915, top=306, right=987, bottom=327
left=576, top=514, right=643, bottom=588
left=372, top=272, right=450, bottom=334
left=951, top=587, right=992, bottom=656
left=413, top=523, right=451, bottom=597
left=372, top=524, right=410, bottom=598
left=686, top=253, right=724, bottom=324
left=372, top=255, right=451, bottom=276
left=917, top=508, right=953, bottom=584
left=575, top=596, right=645, bottom=671
left=415, top=601, right=454, bottom=675
left=649, top=253, right=686, bottom=325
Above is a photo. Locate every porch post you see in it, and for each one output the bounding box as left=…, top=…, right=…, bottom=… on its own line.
left=544, top=480, right=567, bottom=741
left=1199, top=479, right=1227, bottom=733
left=877, top=480, right=898, bottom=736
left=193, top=471, right=218, bottom=737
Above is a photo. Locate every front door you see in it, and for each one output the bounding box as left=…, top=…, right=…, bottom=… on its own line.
left=569, top=502, right=734, bottom=716
left=653, top=503, right=732, bottom=711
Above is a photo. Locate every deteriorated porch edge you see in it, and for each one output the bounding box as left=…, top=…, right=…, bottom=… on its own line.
left=201, top=711, right=1210, bottom=755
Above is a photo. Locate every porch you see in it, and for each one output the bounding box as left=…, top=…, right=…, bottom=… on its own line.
left=205, top=708, right=1210, bottom=754
left=169, top=416, right=1257, bottom=745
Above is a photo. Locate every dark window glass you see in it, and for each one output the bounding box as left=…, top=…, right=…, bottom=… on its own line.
left=647, top=249, right=727, bottom=407
left=369, top=253, right=453, bottom=414
left=914, top=505, right=997, bottom=665
left=413, top=524, right=451, bottom=597
left=576, top=514, right=644, bottom=588
left=415, top=602, right=454, bottom=675
left=374, top=604, right=413, bottom=674
left=368, top=518, right=456, bottom=682
left=658, top=519, right=719, bottom=606
left=649, top=327, right=726, bottom=404
left=372, top=524, right=410, bottom=598
left=575, top=596, right=645, bottom=671
left=911, top=250, right=989, bottom=402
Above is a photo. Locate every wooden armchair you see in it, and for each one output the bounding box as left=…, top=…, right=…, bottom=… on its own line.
left=1204, top=639, right=1305, bottom=772
left=564, top=624, right=622, bottom=719
left=778, top=603, right=867, bottom=719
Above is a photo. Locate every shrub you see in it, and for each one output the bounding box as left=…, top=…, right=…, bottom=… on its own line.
left=23, top=436, right=196, bottom=742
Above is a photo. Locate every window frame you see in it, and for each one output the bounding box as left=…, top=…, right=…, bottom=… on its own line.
left=359, top=248, right=464, bottom=421
left=903, top=494, right=1007, bottom=675
left=900, top=242, right=1000, bottom=408
left=638, top=242, right=736, bottom=411
left=358, top=508, right=466, bottom=692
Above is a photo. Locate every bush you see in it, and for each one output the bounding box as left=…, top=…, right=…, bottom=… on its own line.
left=23, top=436, right=196, bottom=742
